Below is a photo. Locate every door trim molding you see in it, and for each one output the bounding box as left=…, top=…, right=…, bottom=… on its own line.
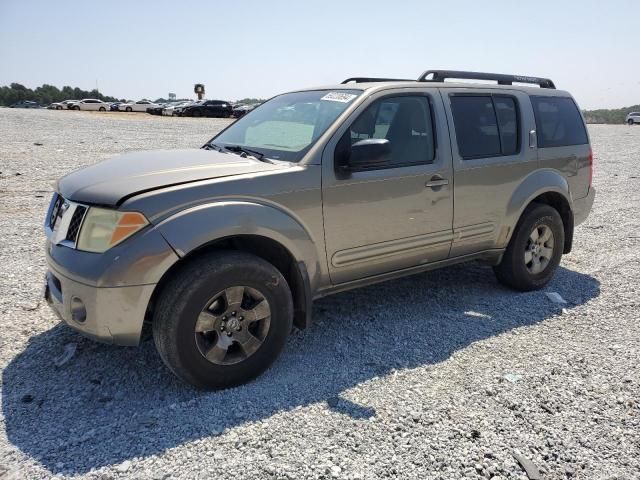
left=331, top=229, right=453, bottom=268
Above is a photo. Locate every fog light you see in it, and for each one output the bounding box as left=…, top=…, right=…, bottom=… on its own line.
left=71, top=297, right=87, bottom=323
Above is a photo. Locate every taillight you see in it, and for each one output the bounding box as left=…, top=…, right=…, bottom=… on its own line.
left=588, top=149, right=593, bottom=187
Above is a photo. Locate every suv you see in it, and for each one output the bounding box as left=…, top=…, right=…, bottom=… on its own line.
left=43, top=70, right=595, bottom=389
left=626, top=112, right=640, bottom=125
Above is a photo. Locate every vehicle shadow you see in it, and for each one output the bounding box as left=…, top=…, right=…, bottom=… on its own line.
left=2, top=263, right=600, bottom=475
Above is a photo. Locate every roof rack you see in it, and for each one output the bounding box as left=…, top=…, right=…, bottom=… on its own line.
left=417, top=70, right=556, bottom=89
left=341, top=77, right=414, bottom=84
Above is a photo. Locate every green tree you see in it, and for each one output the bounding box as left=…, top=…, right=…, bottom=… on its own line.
left=0, top=82, right=120, bottom=106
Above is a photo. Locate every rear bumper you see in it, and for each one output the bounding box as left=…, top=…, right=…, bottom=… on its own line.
left=574, top=186, right=596, bottom=226
left=44, top=266, right=155, bottom=346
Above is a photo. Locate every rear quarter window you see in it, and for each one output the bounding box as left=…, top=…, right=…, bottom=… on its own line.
left=531, top=96, right=588, bottom=148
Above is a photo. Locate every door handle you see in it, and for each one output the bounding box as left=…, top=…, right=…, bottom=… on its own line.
left=425, top=175, right=449, bottom=188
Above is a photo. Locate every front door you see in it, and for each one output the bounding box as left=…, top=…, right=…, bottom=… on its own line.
left=322, top=91, right=454, bottom=284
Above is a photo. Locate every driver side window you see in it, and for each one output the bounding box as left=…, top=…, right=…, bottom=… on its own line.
left=347, top=96, right=436, bottom=167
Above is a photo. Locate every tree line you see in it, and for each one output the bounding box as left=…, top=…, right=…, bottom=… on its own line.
left=0, top=83, right=122, bottom=106
left=583, top=105, right=640, bottom=124
left=0, top=83, right=268, bottom=107
left=2, top=82, right=632, bottom=122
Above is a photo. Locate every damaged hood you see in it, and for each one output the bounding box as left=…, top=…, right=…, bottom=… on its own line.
left=57, top=149, right=284, bottom=206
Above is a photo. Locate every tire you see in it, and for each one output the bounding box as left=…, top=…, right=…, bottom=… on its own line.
left=192, top=110, right=202, bottom=118
left=493, top=204, right=564, bottom=291
left=153, top=251, right=293, bottom=389
left=99, top=107, right=106, bottom=111
left=126, top=107, right=132, bottom=112
left=628, top=119, right=635, bottom=125
left=73, top=106, right=80, bottom=110
left=56, top=105, right=62, bottom=110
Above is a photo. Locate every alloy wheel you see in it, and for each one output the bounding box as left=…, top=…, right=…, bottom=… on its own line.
left=194, top=286, right=271, bottom=365
left=524, top=224, right=554, bottom=274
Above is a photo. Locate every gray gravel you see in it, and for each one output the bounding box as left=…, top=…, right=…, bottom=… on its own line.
left=0, top=108, right=639, bottom=480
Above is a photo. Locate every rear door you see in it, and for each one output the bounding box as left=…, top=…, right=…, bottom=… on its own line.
left=440, top=88, right=538, bottom=257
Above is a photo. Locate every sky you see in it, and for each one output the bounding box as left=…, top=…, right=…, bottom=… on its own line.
left=1, top=0, right=638, bottom=109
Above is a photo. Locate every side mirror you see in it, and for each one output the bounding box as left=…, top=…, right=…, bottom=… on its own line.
left=345, top=138, right=391, bottom=172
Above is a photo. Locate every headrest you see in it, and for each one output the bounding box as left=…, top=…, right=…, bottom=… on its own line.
left=351, top=108, right=376, bottom=136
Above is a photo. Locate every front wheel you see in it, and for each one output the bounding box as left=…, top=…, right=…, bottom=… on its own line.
left=126, top=107, right=132, bottom=112
left=192, top=110, right=202, bottom=117
left=493, top=204, right=564, bottom=291
left=99, top=107, right=106, bottom=111
left=628, top=119, right=635, bottom=125
left=153, top=251, right=293, bottom=389
left=56, top=105, right=62, bottom=110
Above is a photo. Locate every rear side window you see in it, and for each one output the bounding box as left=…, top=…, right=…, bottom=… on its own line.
left=531, top=96, right=588, bottom=148
left=450, top=95, right=520, bottom=159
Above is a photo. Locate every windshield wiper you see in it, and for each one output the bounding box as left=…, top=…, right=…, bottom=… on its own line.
left=203, top=143, right=226, bottom=152
left=220, top=144, right=273, bottom=163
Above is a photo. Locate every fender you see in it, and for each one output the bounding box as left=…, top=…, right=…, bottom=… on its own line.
left=156, top=200, right=322, bottom=292
left=503, top=169, right=572, bottom=244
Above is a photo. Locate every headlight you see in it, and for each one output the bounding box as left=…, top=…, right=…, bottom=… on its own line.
left=76, top=207, right=148, bottom=253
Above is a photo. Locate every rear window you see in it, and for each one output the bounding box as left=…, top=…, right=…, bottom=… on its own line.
left=450, top=95, right=520, bottom=159
left=531, top=96, right=588, bottom=148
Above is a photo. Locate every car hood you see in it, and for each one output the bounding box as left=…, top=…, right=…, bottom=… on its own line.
left=57, top=149, right=284, bottom=206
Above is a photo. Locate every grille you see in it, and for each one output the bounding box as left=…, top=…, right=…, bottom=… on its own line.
left=49, top=194, right=63, bottom=228
left=65, top=205, right=87, bottom=243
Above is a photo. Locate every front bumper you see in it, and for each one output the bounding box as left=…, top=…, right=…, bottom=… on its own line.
left=573, top=186, right=596, bottom=226
left=43, top=195, right=180, bottom=345
left=44, top=265, right=155, bottom=346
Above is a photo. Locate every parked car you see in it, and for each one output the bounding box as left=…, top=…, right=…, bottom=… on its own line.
left=9, top=100, right=40, bottom=108
left=173, top=101, right=199, bottom=117
left=71, top=99, right=109, bottom=111
left=146, top=104, right=166, bottom=115
left=232, top=103, right=259, bottom=118
left=110, top=102, right=125, bottom=112
left=119, top=100, right=160, bottom=112
left=162, top=101, right=193, bottom=116
left=48, top=102, right=65, bottom=110
left=181, top=99, right=233, bottom=118
left=625, top=112, right=640, bottom=125
left=43, top=69, right=595, bottom=389
left=61, top=100, right=80, bottom=109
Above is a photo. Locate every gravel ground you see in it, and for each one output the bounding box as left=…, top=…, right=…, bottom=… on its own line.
left=0, top=109, right=638, bottom=480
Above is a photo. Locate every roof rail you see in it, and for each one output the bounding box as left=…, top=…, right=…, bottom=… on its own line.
left=417, top=70, right=556, bottom=89
left=341, top=77, right=414, bottom=84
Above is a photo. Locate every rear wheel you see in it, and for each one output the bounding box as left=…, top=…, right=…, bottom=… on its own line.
left=192, top=110, right=202, bottom=117
left=99, top=107, right=106, bottom=111
left=153, top=251, right=293, bottom=389
left=493, top=204, right=564, bottom=291
left=628, top=119, right=635, bottom=125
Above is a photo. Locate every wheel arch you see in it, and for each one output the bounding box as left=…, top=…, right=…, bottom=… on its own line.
left=506, top=171, right=574, bottom=254
left=146, top=234, right=312, bottom=332
left=148, top=201, right=320, bottom=331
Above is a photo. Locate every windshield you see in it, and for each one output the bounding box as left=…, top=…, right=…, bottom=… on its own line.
left=210, top=89, right=361, bottom=162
